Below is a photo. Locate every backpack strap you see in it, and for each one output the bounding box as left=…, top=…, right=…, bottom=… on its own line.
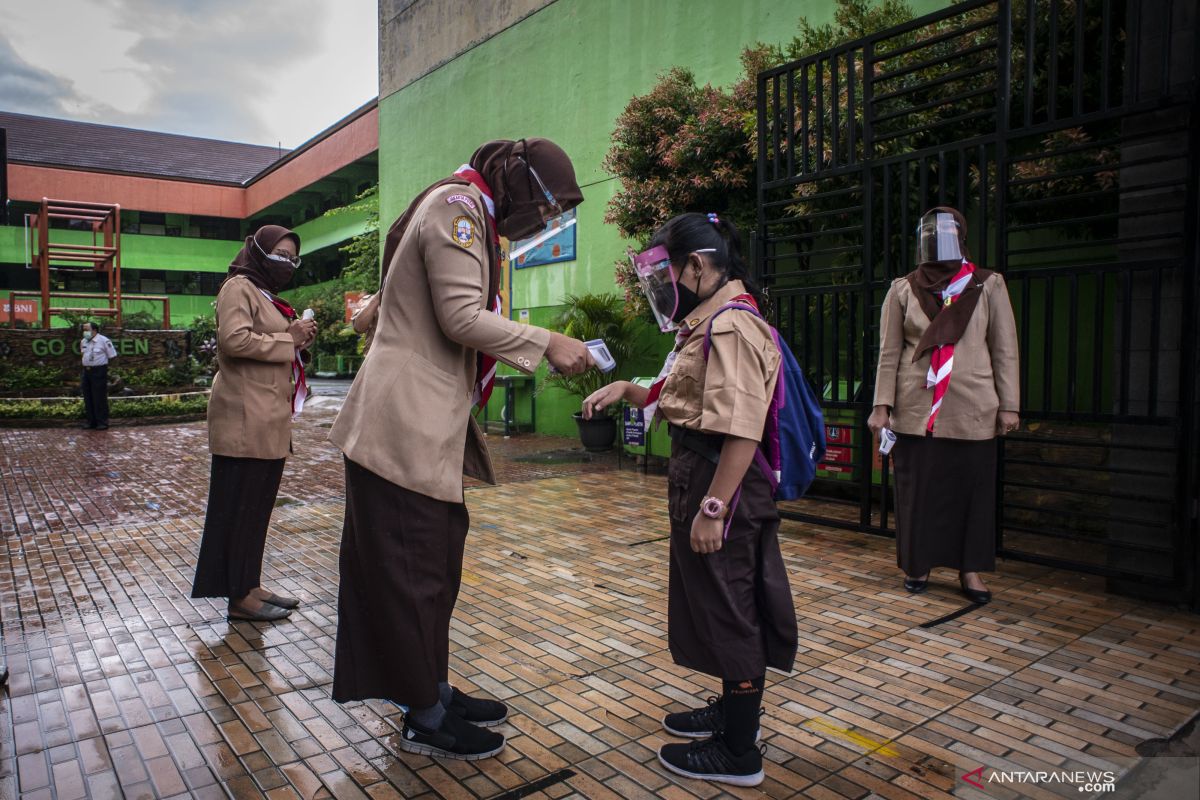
left=701, top=301, right=763, bottom=359
left=699, top=299, right=785, bottom=502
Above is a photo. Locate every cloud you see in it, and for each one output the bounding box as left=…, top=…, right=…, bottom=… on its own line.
left=103, top=0, right=325, bottom=144
left=0, top=33, right=80, bottom=116
left=0, top=0, right=375, bottom=148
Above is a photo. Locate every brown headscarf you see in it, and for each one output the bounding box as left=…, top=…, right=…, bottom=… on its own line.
left=227, top=225, right=302, bottom=297
left=380, top=138, right=583, bottom=285
left=907, top=207, right=992, bottom=361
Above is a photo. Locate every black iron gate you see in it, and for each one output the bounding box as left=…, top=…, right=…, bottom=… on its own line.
left=756, top=0, right=1200, bottom=607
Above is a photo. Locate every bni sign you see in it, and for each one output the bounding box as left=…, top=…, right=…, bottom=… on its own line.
left=2, top=299, right=38, bottom=323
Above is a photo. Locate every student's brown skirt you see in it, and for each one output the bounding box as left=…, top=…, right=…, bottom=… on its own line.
left=890, top=434, right=997, bottom=576
left=667, top=442, right=798, bottom=680
left=333, top=456, right=468, bottom=710
left=191, top=455, right=286, bottom=600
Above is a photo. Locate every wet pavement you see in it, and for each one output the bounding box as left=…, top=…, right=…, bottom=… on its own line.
left=1, top=390, right=1198, bottom=799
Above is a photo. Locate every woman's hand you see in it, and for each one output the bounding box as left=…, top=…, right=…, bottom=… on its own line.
left=690, top=512, right=724, bottom=554
left=867, top=405, right=892, bottom=437
left=998, top=411, right=1020, bottom=435
left=289, top=318, right=317, bottom=348
left=582, top=381, right=629, bottom=419
left=545, top=332, right=594, bottom=375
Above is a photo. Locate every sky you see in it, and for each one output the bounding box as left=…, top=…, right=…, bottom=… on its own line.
left=0, top=0, right=378, bottom=149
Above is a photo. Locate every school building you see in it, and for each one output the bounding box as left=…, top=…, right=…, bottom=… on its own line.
left=0, top=100, right=378, bottom=327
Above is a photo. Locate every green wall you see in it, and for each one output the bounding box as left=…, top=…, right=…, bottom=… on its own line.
left=378, top=0, right=945, bottom=435
left=0, top=226, right=241, bottom=272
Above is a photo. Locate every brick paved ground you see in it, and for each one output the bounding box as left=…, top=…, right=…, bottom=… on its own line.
left=1, top=398, right=1198, bottom=799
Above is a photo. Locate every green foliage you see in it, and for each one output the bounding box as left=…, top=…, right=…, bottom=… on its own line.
left=121, top=310, right=161, bottom=330
left=0, top=393, right=208, bottom=420
left=328, top=185, right=381, bottom=293
left=0, top=363, right=66, bottom=391
left=543, top=293, right=650, bottom=409
left=188, top=310, right=219, bottom=373
left=114, top=358, right=202, bottom=389
left=281, top=280, right=361, bottom=357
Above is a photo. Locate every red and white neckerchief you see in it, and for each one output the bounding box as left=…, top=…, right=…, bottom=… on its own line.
left=454, top=164, right=503, bottom=408
left=260, top=289, right=309, bottom=420
left=642, top=292, right=757, bottom=421
left=925, top=260, right=976, bottom=433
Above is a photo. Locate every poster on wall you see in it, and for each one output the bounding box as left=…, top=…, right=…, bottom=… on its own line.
left=509, top=209, right=576, bottom=268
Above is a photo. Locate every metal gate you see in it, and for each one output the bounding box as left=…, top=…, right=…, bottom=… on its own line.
left=756, top=0, right=1199, bottom=606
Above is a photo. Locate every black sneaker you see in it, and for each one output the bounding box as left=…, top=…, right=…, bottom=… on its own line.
left=399, top=710, right=505, bottom=761
left=662, top=697, right=762, bottom=740
left=446, top=686, right=508, bottom=727
left=658, top=737, right=764, bottom=787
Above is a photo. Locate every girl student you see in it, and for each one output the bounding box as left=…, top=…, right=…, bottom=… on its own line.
left=583, top=212, right=797, bottom=788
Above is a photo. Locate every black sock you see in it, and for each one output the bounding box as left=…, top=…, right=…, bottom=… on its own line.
left=721, top=676, right=765, bottom=755
left=407, top=701, right=446, bottom=732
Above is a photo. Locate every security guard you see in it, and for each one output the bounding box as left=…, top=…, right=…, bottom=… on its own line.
left=80, top=321, right=118, bottom=430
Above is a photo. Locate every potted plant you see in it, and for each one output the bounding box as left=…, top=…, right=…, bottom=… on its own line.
left=545, top=292, right=649, bottom=451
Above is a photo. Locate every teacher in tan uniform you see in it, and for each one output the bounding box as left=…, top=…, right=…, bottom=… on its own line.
left=330, top=138, right=592, bottom=761
left=192, top=225, right=316, bottom=622
left=869, top=207, right=1019, bottom=605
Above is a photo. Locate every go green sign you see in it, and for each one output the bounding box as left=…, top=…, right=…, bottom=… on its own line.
left=30, top=338, right=152, bottom=357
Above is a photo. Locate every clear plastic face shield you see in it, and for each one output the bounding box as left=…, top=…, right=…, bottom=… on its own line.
left=629, top=245, right=716, bottom=332
left=916, top=211, right=964, bottom=264
left=630, top=245, right=679, bottom=332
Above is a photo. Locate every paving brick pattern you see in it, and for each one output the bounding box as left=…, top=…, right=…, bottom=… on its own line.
left=1, top=405, right=1198, bottom=798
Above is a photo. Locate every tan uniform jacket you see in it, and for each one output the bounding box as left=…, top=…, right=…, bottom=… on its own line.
left=329, top=183, right=550, bottom=503
left=207, top=276, right=296, bottom=459
left=873, top=272, right=1020, bottom=440
left=658, top=280, right=781, bottom=441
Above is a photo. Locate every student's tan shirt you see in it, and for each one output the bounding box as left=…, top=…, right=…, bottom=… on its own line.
left=657, top=280, right=781, bottom=441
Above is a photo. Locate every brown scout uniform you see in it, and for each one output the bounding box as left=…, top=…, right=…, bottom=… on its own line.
left=192, top=275, right=297, bottom=600
left=330, top=182, right=548, bottom=709
left=873, top=272, right=1020, bottom=576
left=657, top=280, right=798, bottom=680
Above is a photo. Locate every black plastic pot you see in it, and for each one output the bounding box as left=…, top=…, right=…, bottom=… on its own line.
left=573, top=411, right=616, bottom=452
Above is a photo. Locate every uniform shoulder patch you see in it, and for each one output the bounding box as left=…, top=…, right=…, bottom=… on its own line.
left=451, top=215, right=475, bottom=248
left=445, top=193, right=477, bottom=210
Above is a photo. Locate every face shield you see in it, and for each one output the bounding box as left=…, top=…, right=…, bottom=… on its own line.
left=916, top=211, right=964, bottom=263
left=630, top=245, right=681, bottom=332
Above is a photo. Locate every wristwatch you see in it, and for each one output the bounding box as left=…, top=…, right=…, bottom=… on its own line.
left=700, top=495, right=728, bottom=520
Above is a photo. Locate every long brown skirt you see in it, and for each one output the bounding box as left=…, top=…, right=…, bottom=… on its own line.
left=192, top=455, right=286, bottom=600
left=333, top=456, right=468, bottom=710
left=667, top=443, right=798, bottom=680
left=891, top=434, right=997, bottom=576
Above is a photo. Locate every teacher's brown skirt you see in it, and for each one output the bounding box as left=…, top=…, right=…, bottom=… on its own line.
left=667, top=443, right=798, bottom=680
left=191, top=455, right=286, bottom=600
left=333, top=456, right=468, bottom=710
left=891, top=434, right=997, bottom=576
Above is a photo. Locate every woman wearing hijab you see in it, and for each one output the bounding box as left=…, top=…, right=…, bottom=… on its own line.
left=191, top=225, right=317, bottom=622
left=329, top=138, right=593, bottom=760
left=869, top=207, right=1020, bottom=604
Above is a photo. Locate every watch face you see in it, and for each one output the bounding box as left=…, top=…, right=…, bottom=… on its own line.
left=702, top=497, right=725, bottom=518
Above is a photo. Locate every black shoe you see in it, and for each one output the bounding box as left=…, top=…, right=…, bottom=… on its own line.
left=0, top=665, right=8, bottom=687
left=903, top=574, right=929, bottom=593
left=446, top=686, right=508, bottom=727
left=96, top=424, right=109, bottom=431
left=960, top=579, right=991, bottom=605
left=227, top=601, right=291, bottom=622
left=400, top=710, right=505, bottom=760
left=662, top=697, right=763, bottom=740
left=658, top=737, right=764, bottom=787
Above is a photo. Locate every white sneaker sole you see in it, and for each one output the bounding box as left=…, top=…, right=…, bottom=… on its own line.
left=398, top=735, right=506, bottom=761
left=657, top=751, right=764, bottom=787
left=470, top=711, right=508, bottom=729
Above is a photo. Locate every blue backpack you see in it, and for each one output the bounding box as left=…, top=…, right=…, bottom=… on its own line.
left=703, top=303, right=826, bottom=501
